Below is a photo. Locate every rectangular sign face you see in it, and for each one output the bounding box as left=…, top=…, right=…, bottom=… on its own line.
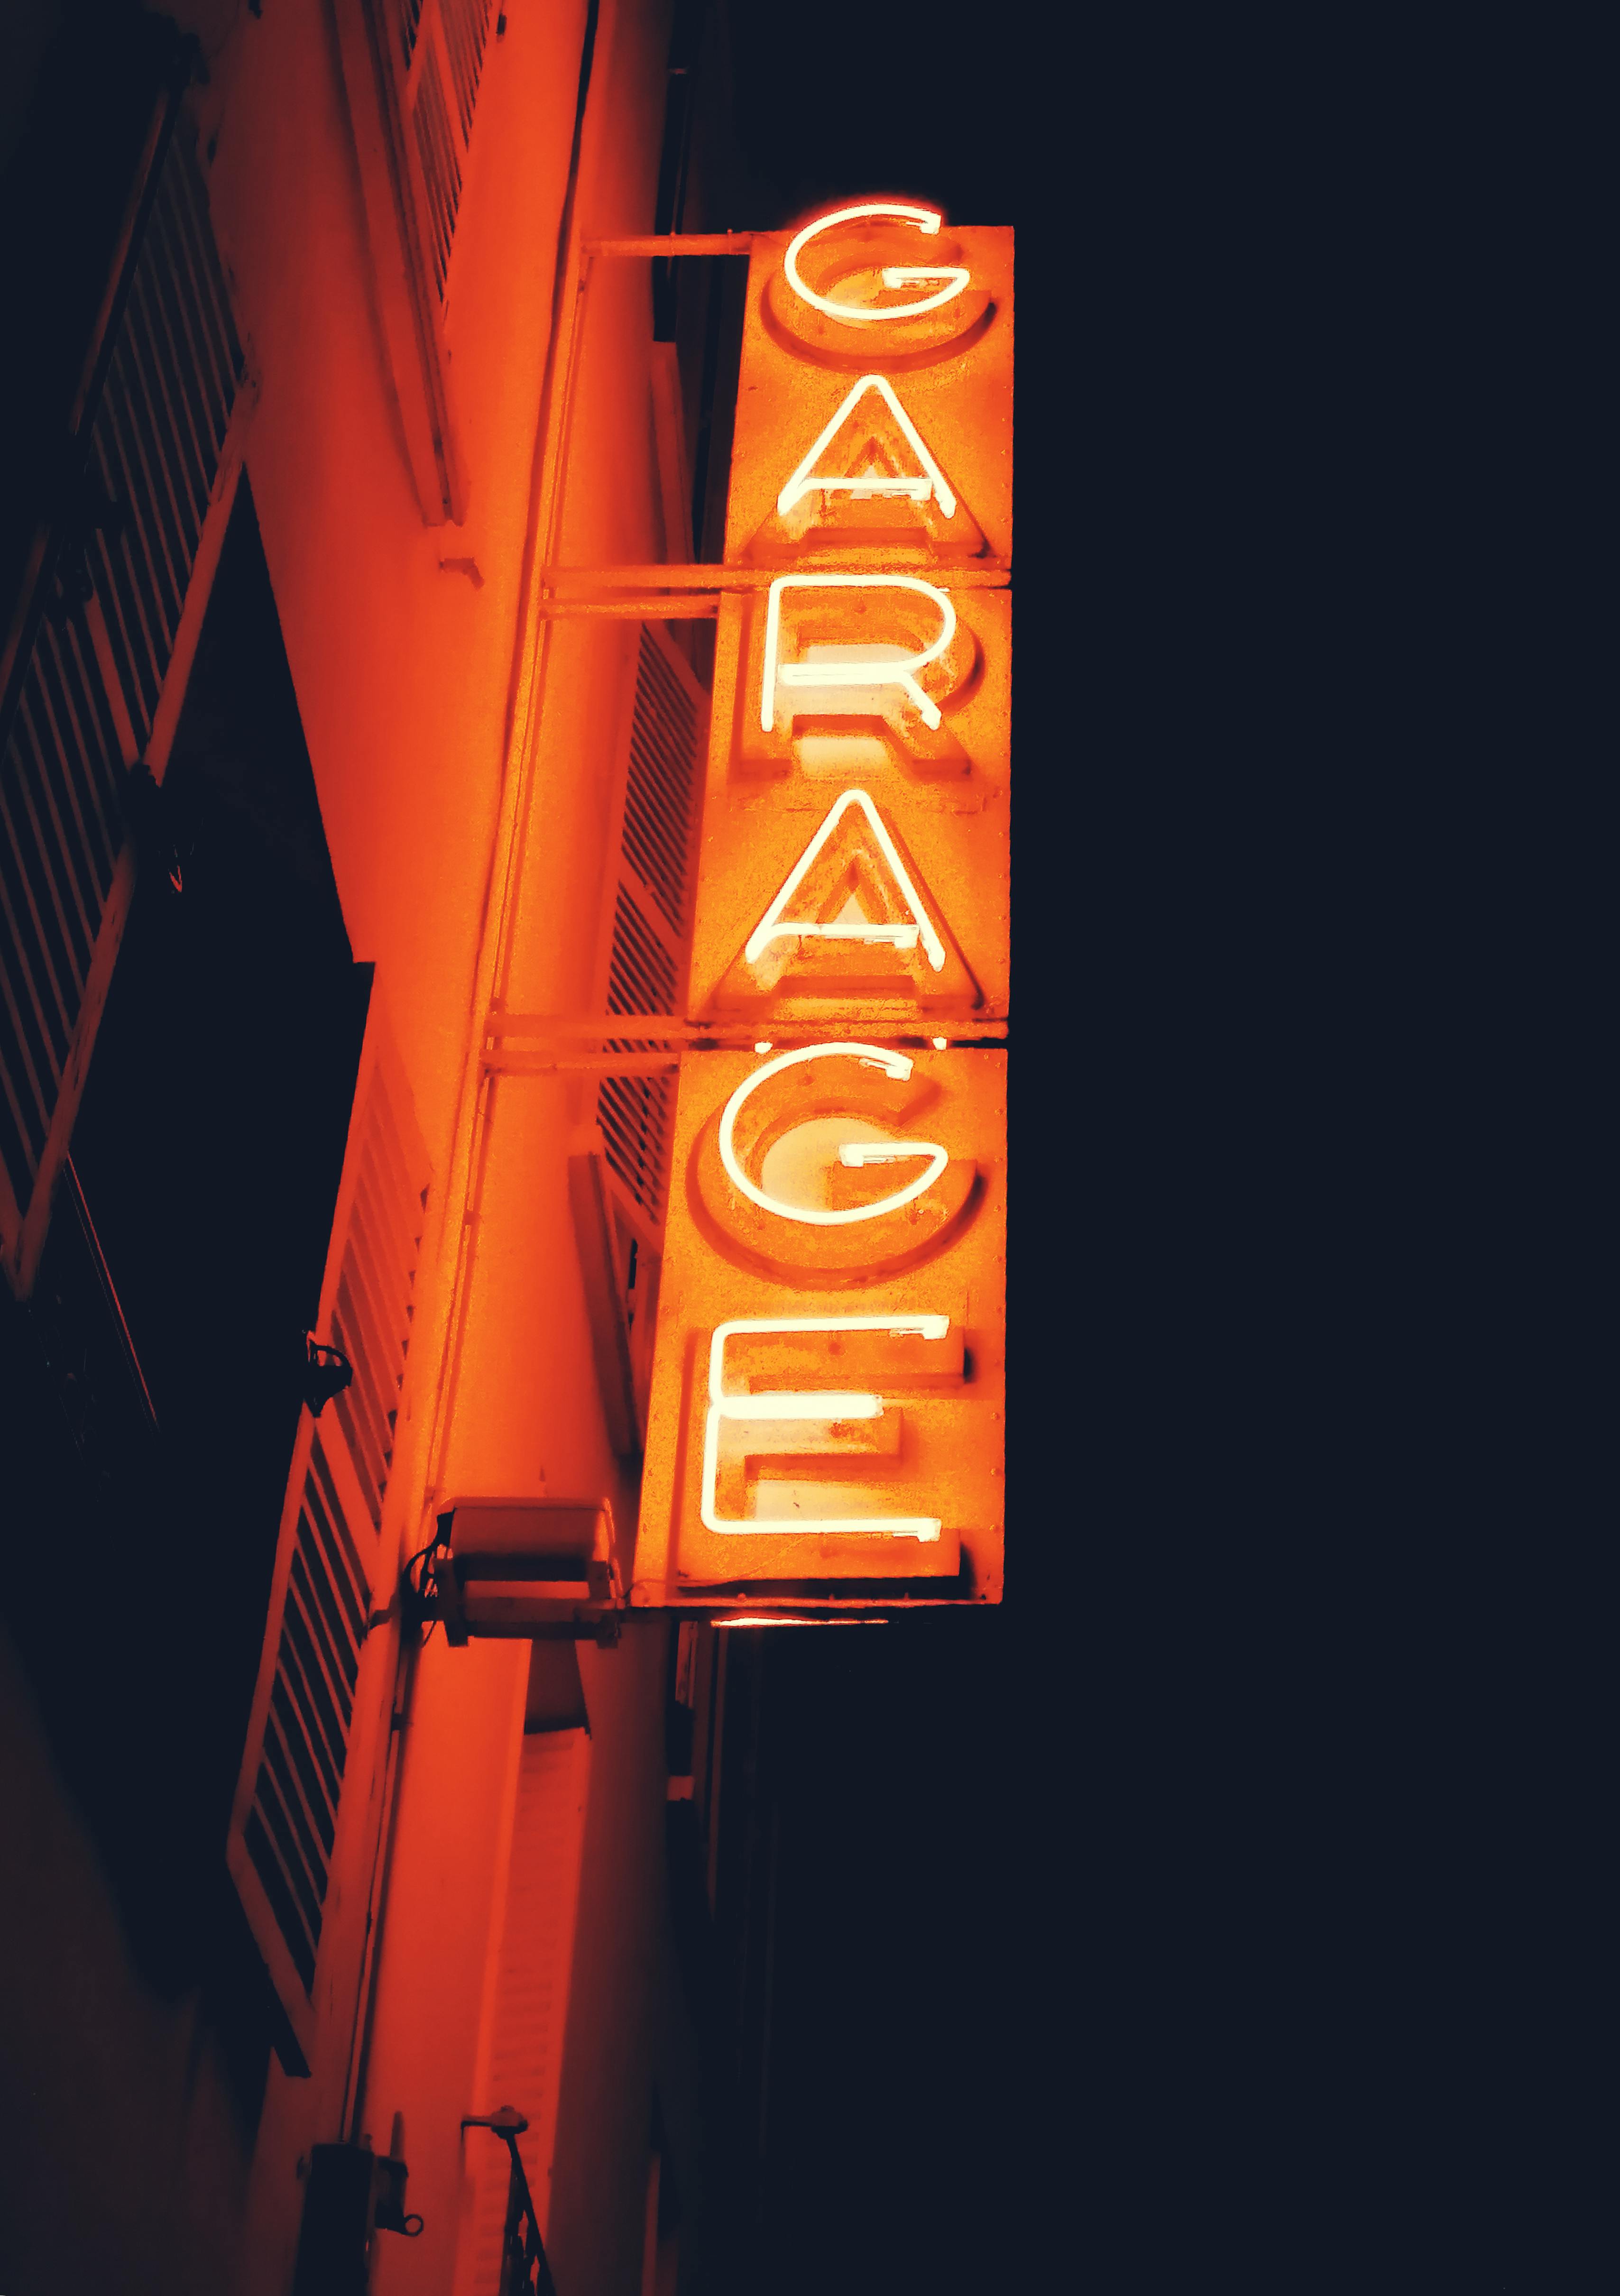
left=723, top=225, right=1013, bottom=570
left=635, top=1046, right=1006, bottom=1601
left=636, top=207, right=1013, bottom=1612
left=688, top=586, right=1010, bottom=1026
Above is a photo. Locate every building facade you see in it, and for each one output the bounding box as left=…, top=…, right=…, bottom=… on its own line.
left=0, top=4, right=1010, bottom=2291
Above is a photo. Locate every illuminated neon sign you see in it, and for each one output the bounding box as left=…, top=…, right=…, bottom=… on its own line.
left=760, top=574, right=957, bottom=733
left=700, top=1313, right=951, bottom=1541
left=718, top=1044, right=948, bottom=1227
left=775, top=374, right=958, bottom=520
left=744, top=789, right=946, bottom=974
left=782, top=203, right=971, bottom=324
left=634, top=202, right=1012, bottom=1609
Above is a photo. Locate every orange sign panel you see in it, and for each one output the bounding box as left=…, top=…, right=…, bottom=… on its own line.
left=634, top=1047, right=1006, bottom=1602
left=689, top=586, right=1010, bottom=1026
left=724, top=220, right=1013, bottom=567
left=637, top=204, right=1012, bottom=1611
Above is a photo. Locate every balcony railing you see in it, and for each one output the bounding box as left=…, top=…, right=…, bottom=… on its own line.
left=463, top=2110, right=561, bottom=2296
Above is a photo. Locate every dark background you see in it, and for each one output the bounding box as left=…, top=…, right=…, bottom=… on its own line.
left=711, top=8, right=1589, bottom=2292
left=0, top=1, right=1590, bottom=2286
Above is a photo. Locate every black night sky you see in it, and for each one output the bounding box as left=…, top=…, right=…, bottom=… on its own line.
left=712, top=7, right=1575, bottom=2290
left=0, top=2, right=1583, bottom=2286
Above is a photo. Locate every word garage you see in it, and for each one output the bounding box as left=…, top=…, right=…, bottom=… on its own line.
left=631, top=201, right=1013, bottom=1621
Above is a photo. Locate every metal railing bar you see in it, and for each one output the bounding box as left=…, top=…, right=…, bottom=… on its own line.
left=489, top=1051, right=681, bottom=1075
left=539, top=560, right=1011, bottom=589
left=486, top=1011, right=1008, bottom=1041
left=584, top=231, right=754, bottom=255
left=535, top=596, right=717, bottom=618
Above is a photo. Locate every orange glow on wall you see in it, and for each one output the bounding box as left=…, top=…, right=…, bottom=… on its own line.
left=635, top=206, right=1012, bottom=1613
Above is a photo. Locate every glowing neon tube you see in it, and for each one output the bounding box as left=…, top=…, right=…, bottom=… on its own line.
left=700, top=1313, right=951, bottom=1541
left=783, top=203, right=971, bottom=325
left=761, top=575, right=956, bottom=733
left=775, top=375, right=957, bottom=520
left=718, top=1043, right=948, bottom=1227
left=744, top=789, right=946, bottom=974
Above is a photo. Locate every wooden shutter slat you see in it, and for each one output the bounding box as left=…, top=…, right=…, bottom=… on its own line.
left=226, top=987, right=430, bottom=2068
left=1, top=121, right=247, bottom=1287
left=592, top=626, right=706, bottom=1241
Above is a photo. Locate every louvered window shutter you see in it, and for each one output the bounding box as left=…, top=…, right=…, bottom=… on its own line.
left=397, top=0, right=495, bottom=302
left=1, top=112, right=247, bottom=1295
left=595, top=625, right=707, bottom=1249
left=332, top=0, right=496, bottom=523
left=226, top=983, right=430, bottom=2071
left=456, top=1730, right=590, bottom=2296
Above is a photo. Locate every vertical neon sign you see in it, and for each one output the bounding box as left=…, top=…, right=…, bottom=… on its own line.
left=635, top=203, right=1012, bottom=1612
